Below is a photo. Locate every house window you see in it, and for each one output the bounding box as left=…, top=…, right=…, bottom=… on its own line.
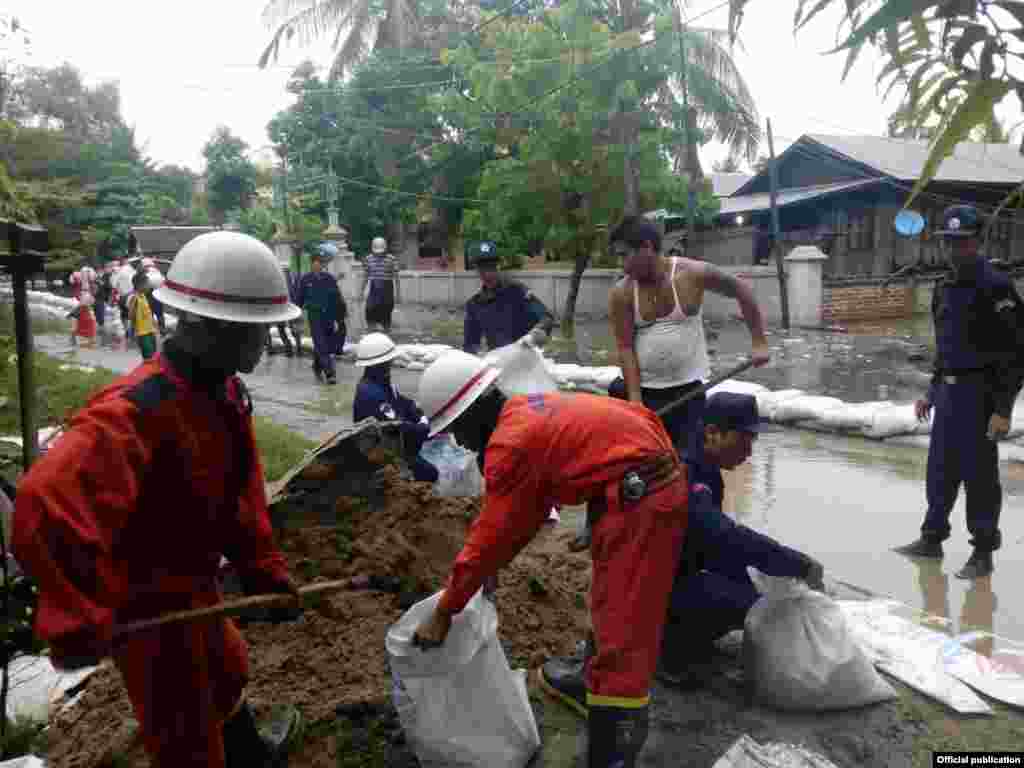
left=847, top=208, right=875, bottom=251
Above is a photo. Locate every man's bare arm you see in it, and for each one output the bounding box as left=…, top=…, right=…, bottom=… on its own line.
left=700, top=264, right=770, bottom=366
left=609, top=281, right=644, bottom=401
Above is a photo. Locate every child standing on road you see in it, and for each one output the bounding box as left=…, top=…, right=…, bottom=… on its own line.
left=128, top=272, right=157, bottom=360
left=75, top=292, right=97, bottom=348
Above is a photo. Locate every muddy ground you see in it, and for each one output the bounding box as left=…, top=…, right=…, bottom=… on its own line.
left=42, top=471, right=981, bottom=768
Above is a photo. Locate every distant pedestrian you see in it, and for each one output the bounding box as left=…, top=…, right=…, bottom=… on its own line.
left=895, top=205, right=1024, bottom=579
left=266, top=260, right=302, bottom=357
left=141, top=258, right=166, bottom=334
left=128, top=272, right=157, bottom=360
left=93, top=264, right=113, bottom=329
left=297, top=253, right=343, bottom=385
left=115, top=258, right=136, bottom=332
left=361, top=236, right=400, bottom=332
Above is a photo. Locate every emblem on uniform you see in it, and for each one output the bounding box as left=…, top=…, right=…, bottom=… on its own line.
left=481, top=243, right=491, bottom=253
left=948, top=217, right=961, bottom=230
left=381, top=404, right=397, bottom=420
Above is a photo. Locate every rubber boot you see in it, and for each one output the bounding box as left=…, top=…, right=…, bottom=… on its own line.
left=955, top=549, right=993, bottom=580
left=223, top=701, right=301, bottom=768
left=893, top=535, right=944, bottom=559
left=586, top=703, right=649, bottom=768
left=538, top=635, right=593, bottom=718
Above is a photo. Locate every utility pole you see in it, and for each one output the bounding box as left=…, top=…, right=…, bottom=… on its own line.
left=675, top=5, right=696, bottom=252
left=767, top=118, right=790, bottom=329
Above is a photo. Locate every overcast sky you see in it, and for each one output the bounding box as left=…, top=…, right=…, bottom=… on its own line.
left=6, top=0, right=1022, bottom=174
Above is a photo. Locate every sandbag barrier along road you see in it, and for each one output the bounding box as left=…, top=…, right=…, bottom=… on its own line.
left=9, top=288, right=1024, bottom=455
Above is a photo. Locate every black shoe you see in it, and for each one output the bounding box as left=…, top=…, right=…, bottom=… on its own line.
left=955, top=549, right=993, bottom=580
left=893, top=536, right=944, bottom=558
left=538, top=658, right=588, bottom=718
left=224, top=702, right=302, bottom=768
left=313, top=368, right=324, bottom=383
left=284, top=348, right=294, bottom=358
left=266, top=346, right=278, bottom=356
left=325, top=375, right=337, bottom=386
left=655, top=656, right=717, bottom=690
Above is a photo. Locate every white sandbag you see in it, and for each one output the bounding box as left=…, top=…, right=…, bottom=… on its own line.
left=5, top=656, right=99, bottom=724
left=817, top=401, right=893, bottom=431
left=419, top=436, right=484, bottom=498
left=592, top=367, right=623, bottom=390
left=743, top=570, right=897, bottom=712
left=755, top=389, right=804, bottom=421
left=712, top=735, right=841, bottom=768
left=484, top=341, right=558, bottom=396
left=706, top=380, right=768, bottom=397
left=769, top=395, right=845, bottom=424
left=387, top=590, right=541, bottom=768
left=860, top=403, right=927, bottom=440
left=0, top=756, right=46, bottom=768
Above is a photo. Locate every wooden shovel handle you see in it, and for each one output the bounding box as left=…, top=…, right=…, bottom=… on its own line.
left=112, top=579, right=352, bottom=637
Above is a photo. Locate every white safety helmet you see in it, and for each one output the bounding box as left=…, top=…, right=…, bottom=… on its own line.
left=355, top=332, right=401, bottom=367
left=418, top=350, right=501, bottom=437
left=371, top=236, right=387, bottom=254
left=153, top=231, right=301, bottom=324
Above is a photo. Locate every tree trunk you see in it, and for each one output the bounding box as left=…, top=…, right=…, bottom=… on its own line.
left=561, top=234, right=591, bottom=339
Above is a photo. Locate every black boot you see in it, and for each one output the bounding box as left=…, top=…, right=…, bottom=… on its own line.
left=538, top=637, right=593, bottom=718
left=955, top=549, right=993, bottom=580
left=587, top=703, right=649, bottom=768
left=223, top=701, right=301, bottom=768
left=893, top=535, right=944, bottom=558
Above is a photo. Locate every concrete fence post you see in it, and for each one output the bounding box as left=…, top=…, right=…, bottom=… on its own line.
left=785, top=246, right=828, bottom=328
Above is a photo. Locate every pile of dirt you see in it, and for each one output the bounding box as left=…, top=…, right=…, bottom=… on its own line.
left=44, top=472, right=593, bottom=768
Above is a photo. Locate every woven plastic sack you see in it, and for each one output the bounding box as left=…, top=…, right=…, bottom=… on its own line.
left=386, top=590, right=540, bottom=767
left=484, top=340, right=558, bottom=396
left=743, top=570, right=896, bottom=711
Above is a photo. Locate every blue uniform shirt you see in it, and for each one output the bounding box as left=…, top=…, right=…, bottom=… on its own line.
left=680, top=457, right=811, bottom=582
left=929, top=257, right=1024, bottom=417
left=463, top=277, right=555, bottom=353
left=353, top=371, right=430, bottom=455
left=297, top=271, right=344, bottom=322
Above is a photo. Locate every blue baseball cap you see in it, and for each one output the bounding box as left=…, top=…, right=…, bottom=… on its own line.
left=704, top=392, right=764, bottom=433
left=935, top=205, right=983, bottom=237
left=469, top=241, right=500, bottom=266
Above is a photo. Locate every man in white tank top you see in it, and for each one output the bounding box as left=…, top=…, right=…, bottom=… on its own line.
left=608, top=215, right=770, bottom=457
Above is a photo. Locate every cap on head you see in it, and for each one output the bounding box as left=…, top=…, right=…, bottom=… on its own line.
left=470, top=241, right=500, bottom=268
left=371, top=237, right=387, bottom=254
left=355, top=332, right=400, bottom=367
left=704, top=392, right=763, bottom=434
left=935, top=205, right=983, bottom=238
left=152, top=231, right=302, bottom=325
left=417, top=350, right=501, bottom=436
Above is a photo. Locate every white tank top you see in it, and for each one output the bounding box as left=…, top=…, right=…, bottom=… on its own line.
left=633, top=258, right=710, bottom=388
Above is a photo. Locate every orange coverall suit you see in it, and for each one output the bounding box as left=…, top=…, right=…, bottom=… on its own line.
left=438, top=392, right=689, bottom=709
left=13, top=347, right=290, bottom=768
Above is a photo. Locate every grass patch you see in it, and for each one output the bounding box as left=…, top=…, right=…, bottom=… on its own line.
left=253, top=415, right=316, bottom=482
left=893, top=682, right=1024, bottom=767
left=0, top=716, right=47, bottom=760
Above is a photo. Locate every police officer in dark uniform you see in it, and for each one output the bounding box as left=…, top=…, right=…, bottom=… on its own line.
left=539, top=393, right=825, bottom=710
left=463, top=241, right=556, bottom=354
left=296, top=253, right=345, bottom=385
left=895, top=205, right=1024, bottom=579
left=352, top=332, right=439, bottom=483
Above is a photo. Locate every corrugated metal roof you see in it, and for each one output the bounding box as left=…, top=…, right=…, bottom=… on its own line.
left=807, top=133, right=1024, bottom=185
left=130, top=226, right=217, bottom=256
left=710, top=172, right=752, bottom=197
left=716, top=179, right=880, bottom=216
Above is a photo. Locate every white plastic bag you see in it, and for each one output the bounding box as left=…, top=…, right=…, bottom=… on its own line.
left=743, top=570, right=897, bottom=711
left=386, top=590, right=541, bottom=768
left=5, top=655, right=99, bottom=724
left=484, top=341, right=558, bottom=396
left=419, top=436, right=484, bottom=497
left=712, top=735, right=841, bottom=768
left=817, top=401, right=892, bottom=431
left=768, top=395, right=845, bottom=424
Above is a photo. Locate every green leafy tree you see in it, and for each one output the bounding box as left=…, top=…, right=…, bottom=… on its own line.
left=727, top=0, right=1024, bottom=202
left=438, top=0, right=719, bottom=333
left=202, top=126, right=257, bottom=223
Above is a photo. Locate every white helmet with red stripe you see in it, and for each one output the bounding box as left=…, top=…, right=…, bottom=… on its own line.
left=418, top=350, right=501, bottom=437
left=152, top=231, right=300, bottom=324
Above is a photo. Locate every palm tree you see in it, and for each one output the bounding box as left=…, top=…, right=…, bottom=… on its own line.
left=258, top=0, right=424, bottom=81
left=666, top=3, right=759, bottom=181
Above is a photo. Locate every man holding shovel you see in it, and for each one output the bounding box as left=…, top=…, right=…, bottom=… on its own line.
left=411, top=351, right=690, bottom=768
left=14, top=232, right=303, bottom=768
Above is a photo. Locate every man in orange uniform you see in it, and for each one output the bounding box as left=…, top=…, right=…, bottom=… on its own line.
left=13, top=232, right=303, bottom=768
left=412, top=351, right=689, bottom=768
